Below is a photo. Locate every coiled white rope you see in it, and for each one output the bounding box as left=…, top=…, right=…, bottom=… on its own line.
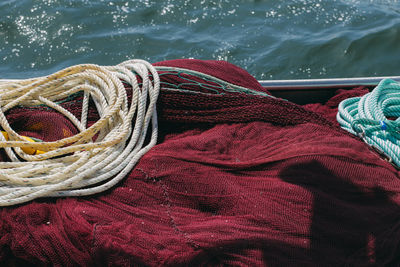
left=0, top=59, right=160, bottom=206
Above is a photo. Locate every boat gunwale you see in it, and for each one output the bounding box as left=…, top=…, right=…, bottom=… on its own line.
left=259, top=76, right=400, bottom=90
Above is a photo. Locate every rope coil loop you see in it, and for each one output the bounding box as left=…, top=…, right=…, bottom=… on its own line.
left=337, top=78, right=400, bottom=167
left=0, top=59, right=160, bottom=206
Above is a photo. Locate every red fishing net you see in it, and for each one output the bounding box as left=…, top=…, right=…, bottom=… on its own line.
left=0, top=59, right=399, bottom=266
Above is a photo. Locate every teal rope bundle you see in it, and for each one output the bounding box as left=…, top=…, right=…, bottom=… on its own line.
left=337, top=78, right=400, bottom=167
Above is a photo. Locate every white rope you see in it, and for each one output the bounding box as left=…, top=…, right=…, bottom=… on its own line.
left=0, top=59, right=160, bottom=206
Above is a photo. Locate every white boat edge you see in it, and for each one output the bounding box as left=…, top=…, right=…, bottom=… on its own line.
left=258, top=76, right=400, bottom=90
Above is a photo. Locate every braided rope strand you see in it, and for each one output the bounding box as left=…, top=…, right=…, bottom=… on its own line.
left=337, top=78, right=400, bottom=167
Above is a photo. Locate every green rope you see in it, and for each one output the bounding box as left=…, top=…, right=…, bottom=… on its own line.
left=154, top=66, right=271, bottom=97
left=157, top=71, right=223, bottom=95
left=337, top=78, right=400, bottom=167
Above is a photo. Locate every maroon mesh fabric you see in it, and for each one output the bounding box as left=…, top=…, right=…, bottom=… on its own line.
left=304, top=86, right=370, bottom=125
left=0, top=60, right=400, bottom=266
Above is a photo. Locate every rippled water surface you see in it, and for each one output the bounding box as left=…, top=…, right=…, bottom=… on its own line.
left=1, top=0, right=400, bottom=79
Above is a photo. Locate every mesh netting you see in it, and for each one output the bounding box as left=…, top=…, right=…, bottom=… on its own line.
left=0, top=59, right=398, bottom=266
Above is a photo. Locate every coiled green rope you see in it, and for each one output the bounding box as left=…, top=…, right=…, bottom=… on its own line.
left=337, top=78, right=400, bottom=167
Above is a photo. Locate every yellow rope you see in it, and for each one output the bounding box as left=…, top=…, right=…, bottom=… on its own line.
left=0, top=131, right=44, bottom=155
left=0, top=59, right=160, bottom=206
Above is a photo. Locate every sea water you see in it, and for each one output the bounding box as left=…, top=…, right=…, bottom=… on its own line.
left=1, top=0, right=400, bottom=80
